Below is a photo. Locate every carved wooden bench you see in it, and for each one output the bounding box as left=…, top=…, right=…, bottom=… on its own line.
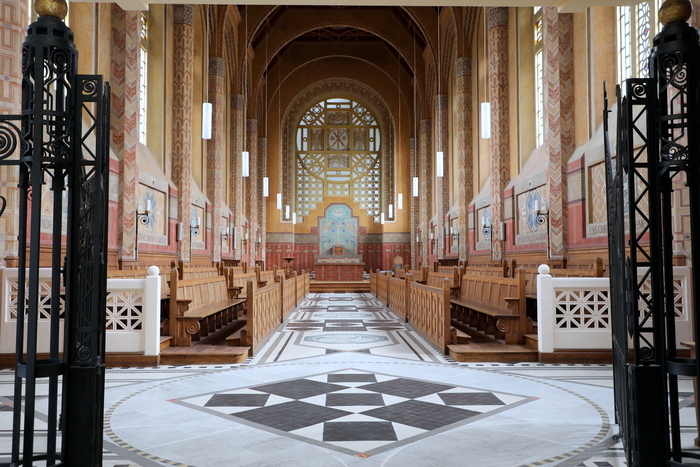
left=425, top=268, right=461, bottom=298
left=168, top=268, right=245, bottom=346
left=450, top=268, right=527, bottom=345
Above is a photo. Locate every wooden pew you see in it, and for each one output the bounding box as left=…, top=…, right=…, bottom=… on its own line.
left=462, top=259, right=508, bottom=279
left=408, top=278, right=452, bottom=354
left=281, top=272, right=297, bottom=321
left=168, top=268, right=246, bottom=346
left=450, top=268, right=527, bottom=345
left=223, top=267, right=257, bottom=298
left=243, top=279, right=283, bottom=354
left=256, top=266, right=276, bottom=288
left=387, top=274, right=410, bottom=322
left=425, top=268, right=461, bottom=297
left=407, top=267, right=429, bottom=284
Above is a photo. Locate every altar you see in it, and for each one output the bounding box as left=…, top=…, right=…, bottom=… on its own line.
left=314, top=204, right=364, bottom=281
left=314, top=254, right=365, bottom=281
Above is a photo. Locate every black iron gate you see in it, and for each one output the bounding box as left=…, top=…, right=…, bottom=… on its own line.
left=0, top=8, right=110, bottom=467
left=605, top=12, right=700, bottom=467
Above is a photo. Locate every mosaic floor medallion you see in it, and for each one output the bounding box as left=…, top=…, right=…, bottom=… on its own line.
left=178, top=369, right=533, bottom=456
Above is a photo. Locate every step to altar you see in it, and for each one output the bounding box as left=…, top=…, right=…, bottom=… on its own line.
left=160, top=344, right=250, bottom=365
left=448, top=343, right=538, bottom=363
left=309, top=280, right=370, bottom=293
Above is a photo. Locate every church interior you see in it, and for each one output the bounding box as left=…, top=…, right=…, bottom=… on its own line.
left=1, top=0, right=700, bottom=465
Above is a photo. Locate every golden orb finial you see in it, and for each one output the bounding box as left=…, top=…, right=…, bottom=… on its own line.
left=658, top=0, right=693, bottom=26
left=35, top=0, right=68, bottom=20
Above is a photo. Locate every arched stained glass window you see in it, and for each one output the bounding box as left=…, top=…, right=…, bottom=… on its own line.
left=295, top=97, right=382, bottom=223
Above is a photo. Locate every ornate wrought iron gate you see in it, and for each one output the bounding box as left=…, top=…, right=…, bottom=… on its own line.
left=0, top=8, right=110, bottom=467
left=605, top=12, right=700, bottom=467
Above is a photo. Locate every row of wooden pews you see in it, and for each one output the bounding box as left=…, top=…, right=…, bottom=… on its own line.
left=109, top=260, right=310, bottom=363
left=371, top=254, right=607, bottom=362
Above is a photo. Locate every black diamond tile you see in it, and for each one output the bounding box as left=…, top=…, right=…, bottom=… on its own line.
left=253, top=379, right=347, bottom=399
left=0, top=404, right=12, bottom=412
left=362, top=400, right=480, bottom=430
left=360, top=378, right=455, bottom=398
left=233, top=401, right=351, bottom=432
left=205, top=394, right=270, bottom=407
left=323, top=421, right=397, bottom=442
left=439, top=392, right=505, bottom=406
left=328, top=373, right=377, bottom=383
left=326, top=393, right=385, bottom=407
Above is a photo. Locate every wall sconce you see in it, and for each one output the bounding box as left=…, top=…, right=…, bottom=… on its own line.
left=190, top=220, right=200, bottom=249
left=412, top=177, right=419, bottom=197
left=177, top=222, right=184, bottom=242
left=388, top=204, right=394, bottom=219
left=481, top=216, right=492, bottom=240
left=202, top=102, right=212, bottom=139
left=276, top=193, right=282, bottom=210
left=242, top=231, right=249, bottom=247
left=262, top=177, right=269, bottom=197
left=397, top=193, right=403, bottom=210
left=436, top=151, right=444, bottom=177
left=380, top=213, right=385, bottom=225
left=292, top=213, right=297, bottom=225
left=242, top=151, right=250, bottom=177
left=135, top=199, right=152, bottom=260
left=285, top=205, right=290, bottom=220
left=221, top=225, right=230, bottom=252
left=499, top=222, right=506, bottom=242
left=534, top=200, right=550, bottom=259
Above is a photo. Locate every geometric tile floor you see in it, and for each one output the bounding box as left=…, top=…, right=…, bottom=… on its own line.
left=177, top=369, right=533, bottom=456
left=1, top=292, right=698, bottom=466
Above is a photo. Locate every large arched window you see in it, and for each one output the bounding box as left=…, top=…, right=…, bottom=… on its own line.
left=295, top=97, right=382, bottom=222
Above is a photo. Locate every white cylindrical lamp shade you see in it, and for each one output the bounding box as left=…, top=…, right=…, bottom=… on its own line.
left=262, top=177, right=269, bottom=197
left=242, top=151, right=250, bottom=177
left=292, top=213, right=297, bottom=224
left=412, top=177, right=419, bottom=197
left=276, top=193, right=282, bottom=210
left=202, top=103, right=212, bottom=139
left=285, top=205, right=290, bottom=219
left=380, top=213, right=385, bottom=224
left=397, top=193, right=403, bottom=210
left=481, top=102, right=491, bottom=139
left=436, top=151, right=444, bottom=177
left=388, top=204, right=394, bottom=219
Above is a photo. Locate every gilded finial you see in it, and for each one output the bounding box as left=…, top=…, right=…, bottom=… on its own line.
left=35, top=0, right=68, bottom=20
left=658, top=0, right=693, bottom=26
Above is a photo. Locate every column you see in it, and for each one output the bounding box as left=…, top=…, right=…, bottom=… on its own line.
left=230, top=94, right=245, bottom=259
left=246, top=118, right=258, bottom=265
left=435, top=94, right=448, bottom=258
left=455, top=57, right=473, bottom=262
left=488, top=7, right=510, bottom=261
left=111, top=6, right=141, bottom=262
left=258, top=137, right=267, bottom=263
left=410, top=137, right=418, bottom=269
left=420, top=119, right=431, bottom=265
left=207, top=57, right=225, bottom=262
left=172, top=4, right=195, bottom=261
left=543, top=7, right=574, bottom=259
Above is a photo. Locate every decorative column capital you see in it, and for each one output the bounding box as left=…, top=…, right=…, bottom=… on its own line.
left=488, top=7, right=508, bottom=28
left=173, top=5, right=195, bottom=26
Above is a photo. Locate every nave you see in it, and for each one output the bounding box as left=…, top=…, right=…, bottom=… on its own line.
left=2, top=293, right=696, bottom=466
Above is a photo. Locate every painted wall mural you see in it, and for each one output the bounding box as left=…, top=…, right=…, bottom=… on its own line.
left=318, top=204, right=358, bottom=255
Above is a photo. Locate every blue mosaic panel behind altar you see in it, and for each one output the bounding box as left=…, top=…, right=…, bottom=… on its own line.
left=319, top=204, right=358, bottom=255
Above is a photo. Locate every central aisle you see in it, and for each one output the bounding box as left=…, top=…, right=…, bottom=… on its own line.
left=93, top=292, right=629, bottom=466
